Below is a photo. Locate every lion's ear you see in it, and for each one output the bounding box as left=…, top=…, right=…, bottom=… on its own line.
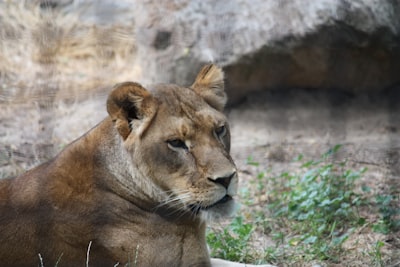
left=191, top=64, right=227, bottom=111
left=106, top=82, right=157, bottom=140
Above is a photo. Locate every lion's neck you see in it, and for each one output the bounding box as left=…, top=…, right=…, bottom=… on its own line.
left=86, top=119, right=168, bottom=211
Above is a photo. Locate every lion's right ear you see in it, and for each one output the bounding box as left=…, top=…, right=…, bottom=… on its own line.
left=191, top=64, right=227, bottom=111
left=106, top=82, right=158, bottom=140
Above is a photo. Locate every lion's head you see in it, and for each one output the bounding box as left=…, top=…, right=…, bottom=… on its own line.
left=106, top=64, right=238, bottom=221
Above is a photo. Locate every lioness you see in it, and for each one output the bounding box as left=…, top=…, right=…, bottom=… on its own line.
left=0, top=65, right=273, bottom=267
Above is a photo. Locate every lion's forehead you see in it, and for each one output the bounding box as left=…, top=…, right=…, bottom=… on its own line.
left=153, top=84, right=227, bottom=133
left=188, top=106, right=224, bottom=126
left=165, top=108, right=225, bottom=138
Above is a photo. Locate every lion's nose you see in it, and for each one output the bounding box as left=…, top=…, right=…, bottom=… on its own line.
left=208, top=172, right=236, bottom=189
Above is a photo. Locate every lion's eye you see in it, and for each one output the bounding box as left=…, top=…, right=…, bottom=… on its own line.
left=167, top=139, right=188, bottom=150
left=215, top=125, right=226, bottom=137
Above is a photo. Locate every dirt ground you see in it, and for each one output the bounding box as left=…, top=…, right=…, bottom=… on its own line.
left=230, top=88, right=400, bottom=181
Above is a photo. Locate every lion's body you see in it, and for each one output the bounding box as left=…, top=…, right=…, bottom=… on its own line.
left=0, top=118, right=210, bottom=266
left=0, top=65, right=273, bottom=267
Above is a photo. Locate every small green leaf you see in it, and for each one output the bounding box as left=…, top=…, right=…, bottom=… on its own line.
left=372, top=222, right=390, bottom=234
left=246, top=156, right=259, bottom=166
left=303, top=235, right=317, bottom=244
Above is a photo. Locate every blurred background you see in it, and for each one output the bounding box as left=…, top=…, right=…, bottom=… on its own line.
left=0, top=1, right=399, bottom=266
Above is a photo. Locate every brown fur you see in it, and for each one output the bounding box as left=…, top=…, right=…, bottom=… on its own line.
left=0, top=64, right=239, bottom=267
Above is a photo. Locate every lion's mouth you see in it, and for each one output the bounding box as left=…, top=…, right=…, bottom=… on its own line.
left=189, top=195, right=233, bottom=214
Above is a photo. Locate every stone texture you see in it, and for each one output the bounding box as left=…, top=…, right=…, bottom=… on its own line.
left=132, top=0, right=400, bottom=104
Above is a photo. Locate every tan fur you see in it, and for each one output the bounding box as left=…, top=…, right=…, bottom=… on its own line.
left=0, top=64, right=240, bottom=267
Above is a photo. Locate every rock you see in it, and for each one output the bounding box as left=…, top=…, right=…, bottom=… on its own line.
left=132, top=0, right=400, bottom=104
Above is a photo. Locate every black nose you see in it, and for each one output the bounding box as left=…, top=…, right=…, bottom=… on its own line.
left=209, top=172, right=236, bottom=189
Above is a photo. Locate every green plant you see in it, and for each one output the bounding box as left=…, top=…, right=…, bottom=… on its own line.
left=207, top=145, right=398, bottom=266
left=372, top=194, right=400, bottom=234
left=207, top=216, right=254, bottom=263
left=369, top=240, right=385, bottom=267
left=267, top=145, right=367, bottom=261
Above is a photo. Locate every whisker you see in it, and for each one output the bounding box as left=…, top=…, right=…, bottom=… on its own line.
left=152, top=189, right=212, bottom=221
left=154, top=191, right=192, bottom=211
left=159, top=193, right=190, bottom=206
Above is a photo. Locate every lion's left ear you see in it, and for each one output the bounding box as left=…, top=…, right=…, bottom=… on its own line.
left=191, top=64, right=227, bottom=111
left=107, top=82, right=158, bottom=140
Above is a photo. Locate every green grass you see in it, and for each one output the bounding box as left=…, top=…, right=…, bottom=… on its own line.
left=207, top=216, right=254, bottom=263
left=207, top=145, right=398, bottom=266
left=372, top=193, right=400, bottom=234
left=369, top=240, right=386, bottom=267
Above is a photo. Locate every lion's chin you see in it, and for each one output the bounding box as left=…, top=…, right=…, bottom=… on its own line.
left=192, top=195, right=237, bottom=222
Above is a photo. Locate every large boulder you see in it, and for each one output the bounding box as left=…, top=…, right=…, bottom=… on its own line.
left=132, top=0, right=400, bottom=104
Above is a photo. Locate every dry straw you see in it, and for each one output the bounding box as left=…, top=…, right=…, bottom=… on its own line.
left=0, top=1, right=137, bottom=103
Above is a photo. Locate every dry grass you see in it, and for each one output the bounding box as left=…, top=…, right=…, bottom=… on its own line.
left=0, top=0, right=138, bottom=103
left=0, top=1, right=138, bottom=173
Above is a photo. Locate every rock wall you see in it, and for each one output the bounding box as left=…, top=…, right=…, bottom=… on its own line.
left=132, top=0, right=400, bottom=103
